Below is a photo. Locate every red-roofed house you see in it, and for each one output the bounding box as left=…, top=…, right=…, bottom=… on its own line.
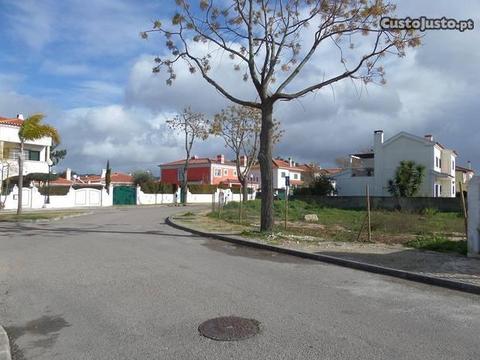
left=251, top=157, right=305, bottom=190
left=160, top=154, right=258, bottom=188
left=0, top=114, right=54, bottom=182
left=49, top=168, right=134, bottom=187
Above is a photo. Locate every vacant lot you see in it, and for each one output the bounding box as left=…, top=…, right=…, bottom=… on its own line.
left=205, top=200, right=467, bottom=255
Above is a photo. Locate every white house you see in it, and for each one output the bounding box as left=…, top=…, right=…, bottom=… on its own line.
left=0, top=114, right=53, bottom=182
left=251, top=158, right=304, bottom=190
left=334, top=130, right=458, bottom=198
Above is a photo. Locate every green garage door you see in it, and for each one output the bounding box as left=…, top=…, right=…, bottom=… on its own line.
left=113, top=186, right=136, bottom=205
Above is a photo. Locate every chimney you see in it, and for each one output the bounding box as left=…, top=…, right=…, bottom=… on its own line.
left=240, top=155, right=247, bottom=167
left=217, top=154, right=225, bottom=164
left=468, top=161, right=472, bottom=170
left=424, top=134, right=434, bottom=142
left=16, top=114, right=24, bottom=120
left=288, top=157, right=293, bottom=167
left=101, top=168, right=107, bottom=179
left=374, top=130, right=384, bottom=150
left=66, top=168, right=72, bottom=181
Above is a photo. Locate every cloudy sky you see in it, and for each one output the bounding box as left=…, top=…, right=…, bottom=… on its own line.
left=0, top=0, right=478, bottom=174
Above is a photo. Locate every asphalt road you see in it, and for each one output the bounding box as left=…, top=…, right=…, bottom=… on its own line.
left=0, top=206, right=479, bottom=360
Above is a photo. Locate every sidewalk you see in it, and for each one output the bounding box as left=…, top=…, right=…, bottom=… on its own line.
left=170, top=212, right=480, bottom=290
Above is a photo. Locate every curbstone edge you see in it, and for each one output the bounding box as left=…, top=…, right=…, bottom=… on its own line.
left=166, top=216, right=480, bottom=296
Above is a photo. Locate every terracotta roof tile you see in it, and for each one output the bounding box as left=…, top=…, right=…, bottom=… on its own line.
left=0, top=117, right=24, bottom=127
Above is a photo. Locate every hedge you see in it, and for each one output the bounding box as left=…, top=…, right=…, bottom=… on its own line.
left=139, top=181, right=174, bottom=194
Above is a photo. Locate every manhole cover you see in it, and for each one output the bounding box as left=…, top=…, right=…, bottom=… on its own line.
left=198, top=316, right=260, bottom=341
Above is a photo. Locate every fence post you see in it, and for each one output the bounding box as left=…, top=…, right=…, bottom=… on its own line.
left=366, top=184, right=372, bottom=242
left=467, top=176, right=480, bottom=257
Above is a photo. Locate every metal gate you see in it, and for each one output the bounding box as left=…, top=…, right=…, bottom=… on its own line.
left=113, top=186, right=136, bottom=205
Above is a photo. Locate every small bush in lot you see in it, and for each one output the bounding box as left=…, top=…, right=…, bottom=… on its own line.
left=406, top=233, right=467, bottom=255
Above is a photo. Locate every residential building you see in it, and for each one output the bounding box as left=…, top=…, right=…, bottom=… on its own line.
left=50, top=168, right=134, bottom=187
left=456, top=162, right=475, bottom=193
left=0, top=114, right=53, bottom=180
left=159, top=154, right=258, bottom=189
left=334, top=130, right=458, bottom=198
left=251, top=158, right=304, bottom=190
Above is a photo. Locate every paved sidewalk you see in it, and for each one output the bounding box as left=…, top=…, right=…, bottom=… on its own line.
left=173, top=214, right=480, bottom=287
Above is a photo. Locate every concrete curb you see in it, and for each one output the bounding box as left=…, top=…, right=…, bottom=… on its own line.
left=0, top=211, right=93, bottom=224
left=0, top=326, right=11, bottom=360
left=166, top=216, right=480, bottom=296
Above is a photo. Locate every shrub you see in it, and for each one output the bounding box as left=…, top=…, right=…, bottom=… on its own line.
left=188, top=184, right=218, bottom=194
left=38, top=186, right=70, bottom=196
left=139, top=181, right=173, bottom=194
left=294, top=175, right=335, bottom=196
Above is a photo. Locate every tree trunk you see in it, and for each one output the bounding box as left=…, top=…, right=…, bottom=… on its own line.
left=181, top=165, right=188, bottom=205
left=17, top=143, right=24, bottom=215
left=241, top=177, right=248, bottom=203
left=258, top=102, right=274, bottom=232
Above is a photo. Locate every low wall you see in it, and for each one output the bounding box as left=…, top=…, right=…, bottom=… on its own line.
left=1, top=185, right=113, bottom=210
left=292, top=195, right=463, bottom=212
left=136, top=186, right=255, bottom=205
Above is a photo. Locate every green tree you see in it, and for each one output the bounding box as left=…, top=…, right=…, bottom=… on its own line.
left=133, top=170, right=155, bottom=186
left=388, top=161, right=425, bottom=197
left=17, top=114, right=60, bottom=214
left=105, top=160, right=112, bottom=194
left=50, top=143, right=67, bottom=167
left=143, top=0, right=420, bottom=231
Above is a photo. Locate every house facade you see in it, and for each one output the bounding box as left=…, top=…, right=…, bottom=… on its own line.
left=334, top=131, right=458, bottom=198
left=0, top=114, right=53, bottom=181
left=456, top=163, right=475, bottom=193
left=251, top=158, right=304, bottom=190
left=159, top=154, right=258, bottom=188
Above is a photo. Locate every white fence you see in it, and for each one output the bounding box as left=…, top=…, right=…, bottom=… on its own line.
left=467, top=176, right=480, bottom=258
left=0, top=184, right=255, bottom=210
left=1, top=185, right=113, bottom=210
left=136, top=186, right=255, bottom=205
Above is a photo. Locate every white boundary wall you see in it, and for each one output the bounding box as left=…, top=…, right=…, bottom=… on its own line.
left=1, top=185, right=113, bottom=210
left=467, top=176, right=480, bottom=257
left=136, top=186, right=256, bottom=205
left=1, top=185, right=257, bottom=210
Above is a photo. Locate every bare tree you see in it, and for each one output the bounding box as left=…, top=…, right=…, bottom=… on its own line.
left=302, top=163, right=322, bottom=187
left=211, top=105, right=281, bottom=202
left=143, top=0, right=420, bottom=231
left=167, top=107, right=208, bottom=204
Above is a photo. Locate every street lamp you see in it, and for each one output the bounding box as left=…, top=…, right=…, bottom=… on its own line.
left=46, top=158, right=53, bottom=204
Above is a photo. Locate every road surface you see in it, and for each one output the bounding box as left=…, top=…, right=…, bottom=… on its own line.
left=0, top=206, right=479, bottom=359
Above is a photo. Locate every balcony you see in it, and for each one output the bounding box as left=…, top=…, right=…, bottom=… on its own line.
left=351, top=168, right=374, bottom=177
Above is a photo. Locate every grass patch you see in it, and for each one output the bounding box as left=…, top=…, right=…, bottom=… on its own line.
left=406, top=234, right=468, bottom=255
left=0, top=210, right=85, bottom=222
left=208, top=199, right=464, bottom=245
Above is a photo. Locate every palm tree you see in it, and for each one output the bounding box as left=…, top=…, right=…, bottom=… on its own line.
left=17, top=114, right=60, bottom=215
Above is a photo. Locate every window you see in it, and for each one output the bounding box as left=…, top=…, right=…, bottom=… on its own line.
left=8, top=148, right=29, bottom=160
left=214, top=169, right=221, bottom=177
left=233, top=170, right=237, bottom=176
left=293, top=173, right=298, bottom=180
left=435, top=157, right=441, bottom=168
left=452, top=160, right=455, bottom=171
left=28, top=150, right=40, bottom=161
left=281, top=172, right=286, bottom=178
left=223, top=169, right=228, bottom=176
